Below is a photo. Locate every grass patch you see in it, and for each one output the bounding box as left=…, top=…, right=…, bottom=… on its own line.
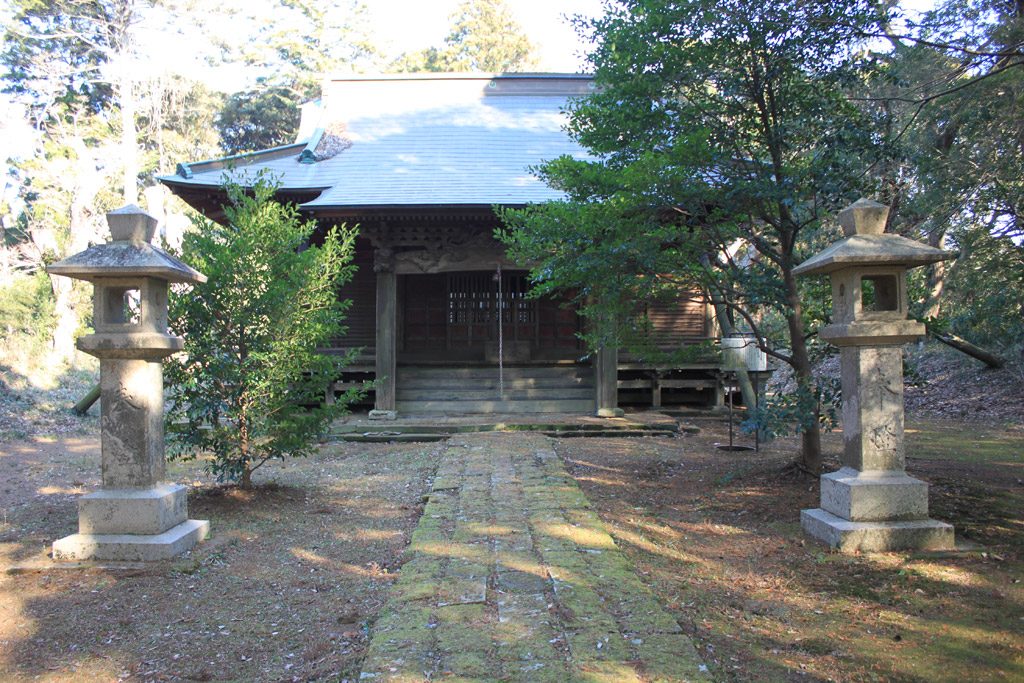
left=907, top=418, right=1024, bottom=464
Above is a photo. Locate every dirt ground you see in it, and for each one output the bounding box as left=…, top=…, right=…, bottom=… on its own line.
left=0, top=435, right=440, bottom=682
left=0, top=404, right=1022, bottom=681
left=558, top=416, right=1024, bottom=682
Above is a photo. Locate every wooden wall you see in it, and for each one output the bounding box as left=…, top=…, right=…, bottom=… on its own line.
left=326, top=239, right=710, bottom=366
left=330, top=237, right=376, bottom=359
left=644, top=291, right=709, bottom=348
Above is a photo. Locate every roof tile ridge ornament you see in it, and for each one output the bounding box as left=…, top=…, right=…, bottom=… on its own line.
left=299, top=127, right=326, bottom=164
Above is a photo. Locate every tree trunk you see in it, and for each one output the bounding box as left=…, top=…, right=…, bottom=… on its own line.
left=117, top=60, right=138, bottom=205
left=701, top=254, right=759, bottom=412
left=782, top=262, right=822, bottom=474
left=929, top=328, right=1005, bottom=368
left=47, top=134, right=105, bottom=367
left=49, top=274, right=78, bottom=364
left=238, top=406, right=253, bottom=489
left=921, top=229, right=947, bottom=320
left=73, top=383, right=101, bottom=415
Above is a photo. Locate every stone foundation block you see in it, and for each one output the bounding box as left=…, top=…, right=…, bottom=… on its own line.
left=52, top=518, right=209, bottom=562
left=801, top=508, right=953, bottom=552
left=596, top=407, right=624, bottom=418
left=78, top=483, right=188, bottom=535
left=368, top=409, right=398, bottom=421
left=820, top=467, right=929, bottom=522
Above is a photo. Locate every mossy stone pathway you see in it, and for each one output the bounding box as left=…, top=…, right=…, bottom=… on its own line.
left=359, top=432, right=709, bottom=682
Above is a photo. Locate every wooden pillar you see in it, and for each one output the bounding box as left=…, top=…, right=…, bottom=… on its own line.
left=595, top=345, right=623, bottom=418
left=371, top=247, right=397, bottom=420
left=712, top=370, right=726, bottom=410
left=651, top=371, right=662, bottom=409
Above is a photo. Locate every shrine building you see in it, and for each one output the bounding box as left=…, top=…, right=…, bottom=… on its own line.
left=161, top=73, right=724, bottom=416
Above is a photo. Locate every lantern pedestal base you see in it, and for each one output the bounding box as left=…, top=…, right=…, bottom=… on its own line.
left=801, top=508, right=953, bottom=553
left=52, top=519, right=209, bottom=562
left=820, top=468, right=930, bottom=522
left=78, top=484, right=189, bottom=535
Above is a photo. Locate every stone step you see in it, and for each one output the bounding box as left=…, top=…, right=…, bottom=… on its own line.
left=397, top=366, right=591, bottom=380
left=331, top=423, right=682, bottom=436
left=332, top=429, right=676, bottom=442
left=396, top=398, right=596, bottom=415
left=396, top=376, right=594, bottom=390
left=333, top=432, right=448, bottom=443
left=548, top=429, right=676, bottom=438
left=396, top=387, right=594, bottom=401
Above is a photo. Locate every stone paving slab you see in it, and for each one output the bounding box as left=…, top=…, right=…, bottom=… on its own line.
left=359, top=433, right=710, bottom=682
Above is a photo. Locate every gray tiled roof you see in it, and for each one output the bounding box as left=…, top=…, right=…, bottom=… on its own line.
left=160, top=74, right=594, bottom=209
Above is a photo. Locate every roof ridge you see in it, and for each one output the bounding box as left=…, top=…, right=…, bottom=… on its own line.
left=321, top=72, right=592, bottom=82
left=177, top=141, right=308, bottom=178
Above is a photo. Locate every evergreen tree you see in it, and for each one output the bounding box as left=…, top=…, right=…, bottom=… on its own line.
left=392, top=0, right=537, bottom=73
left=866, top=0, right=1024, bottom=356
left=2, top=1, right=226, bottom=363
left=216, top=1, right=380, bottom=155
left=500, top=0, right=882, bottom=473
left=3, top=0, right=147, bottom=204
left=166, top=179, right=360, bottom=488
left=216, top=85, right=303, bottom=155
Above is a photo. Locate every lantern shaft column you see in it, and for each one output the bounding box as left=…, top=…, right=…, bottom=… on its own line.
left=99, top=358, right=166, bottom=487
left=840, top=345, right=906, bottom=472
left=812, top=343, right=932, bottom=530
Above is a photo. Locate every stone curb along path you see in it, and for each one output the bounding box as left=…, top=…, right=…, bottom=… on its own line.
left=359, top=432, right=711, bottom=682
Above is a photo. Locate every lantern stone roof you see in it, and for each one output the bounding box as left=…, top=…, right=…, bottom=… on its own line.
left=794, top=199, right=953, bottom=276
left=793, top=234, right=952, bottom=276
left=158, top=73, right=595, bottom=210
left=48, top=206, right=206, bottom=284
left=49, top=242, right=207, bottom=283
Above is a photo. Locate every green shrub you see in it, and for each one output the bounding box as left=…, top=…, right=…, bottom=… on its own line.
left=165, top=179, right=362, bottom=488
left=0, top=271, right=55, bottom=343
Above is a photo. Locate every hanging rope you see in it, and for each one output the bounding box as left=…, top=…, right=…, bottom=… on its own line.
left=497, top=262, right=504, bottom=399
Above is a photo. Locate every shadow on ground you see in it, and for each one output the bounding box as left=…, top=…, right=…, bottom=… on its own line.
left=0, top=437, right=440, bottom=682
left=558, top=417, right=1024, bottom=682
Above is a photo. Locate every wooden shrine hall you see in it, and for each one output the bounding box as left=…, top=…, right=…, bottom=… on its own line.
left=161, top=73, right=724, bottom=417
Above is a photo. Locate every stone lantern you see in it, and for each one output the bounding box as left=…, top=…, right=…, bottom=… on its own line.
left=794, top=199, right=954, bottom=552
left=48, top=205, right=209, bottom=561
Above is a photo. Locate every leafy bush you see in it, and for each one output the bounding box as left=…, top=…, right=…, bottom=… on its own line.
left=165, top=179, right=361, bottom=487
left=746, top=378, right=841, bottom=441
left=0, top=271, right=55, bottom=342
